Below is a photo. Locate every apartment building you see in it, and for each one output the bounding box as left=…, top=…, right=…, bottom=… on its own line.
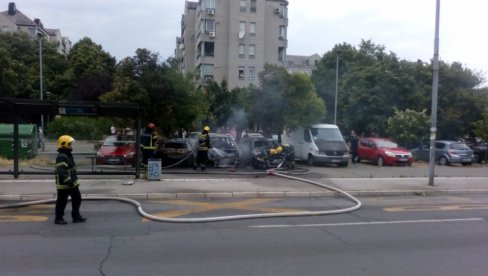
left=176, top=0, right=289, bottom=89
left=0, top=2, right=71, bottom=55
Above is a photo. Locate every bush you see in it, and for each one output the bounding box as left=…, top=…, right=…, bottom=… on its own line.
left=46, top=116, right=112, bottom=140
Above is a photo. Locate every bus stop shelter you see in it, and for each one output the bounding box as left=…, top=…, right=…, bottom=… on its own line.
left=0, top=97, right=143, bottom=179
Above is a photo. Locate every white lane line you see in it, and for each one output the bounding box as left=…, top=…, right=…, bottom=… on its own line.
left=250, top=218, right=484, bottom=228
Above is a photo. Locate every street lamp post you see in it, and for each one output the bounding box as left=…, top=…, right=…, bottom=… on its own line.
left=37, top=27, right=45, bottom=151
left=334, top=54, right=338, bottom=125
left=428, top=0, right=441, bottom=186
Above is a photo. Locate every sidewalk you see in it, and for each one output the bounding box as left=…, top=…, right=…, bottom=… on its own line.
left=1, top=174, right=487, bottom=201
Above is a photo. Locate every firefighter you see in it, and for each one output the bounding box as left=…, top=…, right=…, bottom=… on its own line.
left=194, top=126, right=211, bottom=170
left=54, top=135, right=86, bottom=225
left=141, top=123, right=158, bottom=165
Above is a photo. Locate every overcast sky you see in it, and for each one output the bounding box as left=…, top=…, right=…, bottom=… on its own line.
left=6, top=0, right=487, bottom=83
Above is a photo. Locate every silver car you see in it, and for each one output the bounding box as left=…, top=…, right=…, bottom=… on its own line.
left=412, top=140, right=474, bottom=166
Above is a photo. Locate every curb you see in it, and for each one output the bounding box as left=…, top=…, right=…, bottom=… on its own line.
left=2, top=189, right=488, bottom=202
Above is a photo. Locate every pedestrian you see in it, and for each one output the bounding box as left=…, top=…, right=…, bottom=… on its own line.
left=229, top=126, right=237, bottom=140
left=54, top=135, right=86, bottom=225
left=194, top=126, right=211, bottom=170
left=350, top=130, right=359, bottom=164
left=110, top=125, right=116, bottom=135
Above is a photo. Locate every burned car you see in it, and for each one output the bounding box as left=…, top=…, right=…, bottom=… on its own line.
left=208, top=133, right=240, bottom=167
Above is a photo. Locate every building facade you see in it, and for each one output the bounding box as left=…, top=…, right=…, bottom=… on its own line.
left=176, top=0, right=289, bottom=89
left=0, top=2, right=72, bottom=55
left=286, top=54, right=321, bottom=76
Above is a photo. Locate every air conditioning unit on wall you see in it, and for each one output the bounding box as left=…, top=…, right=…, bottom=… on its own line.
left=207, top=8, right=215, bottom=15
left=208, top=31, right=216, bottom=38
left=274, top=8, right=280, bottom=14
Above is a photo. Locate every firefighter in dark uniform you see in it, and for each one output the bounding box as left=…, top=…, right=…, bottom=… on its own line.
left=54, top=135, right=86, bottom=225
left=141, top=123, right=158, bottom=165
left=194, top=126, right=211, bottom=170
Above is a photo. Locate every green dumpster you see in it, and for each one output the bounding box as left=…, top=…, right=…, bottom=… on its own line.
left=0, top=124, right=39, bottom=159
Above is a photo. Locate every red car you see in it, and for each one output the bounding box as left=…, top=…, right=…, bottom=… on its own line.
left=96, top=136, right=139, bottom=166
left=357, top=137, right=413, bottom=166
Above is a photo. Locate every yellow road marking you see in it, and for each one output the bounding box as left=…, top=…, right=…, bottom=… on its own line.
left=0, top=215, right=48, bottom=222
left=143, top=198, right=305, bottom=221
left=385, top=204, right=488, bottom=212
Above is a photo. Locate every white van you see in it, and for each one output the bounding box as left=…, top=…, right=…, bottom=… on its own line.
left=281, top=124, right=350, bottom=166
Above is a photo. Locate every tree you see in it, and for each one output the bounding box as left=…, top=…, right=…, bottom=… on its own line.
left=387, top=108, right=430, bottom=147
left=0, top=32, right=66, bottom=99
left=472, top=107, right=488, bottom=142
left=65, top=37, right=115, bottom=101
left=251, top=64, right=325, bottom=136
left=101, top=49, right=204, bottom=136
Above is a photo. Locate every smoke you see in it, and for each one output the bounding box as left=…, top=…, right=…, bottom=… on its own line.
left=225, top=107, right=249, bottom=129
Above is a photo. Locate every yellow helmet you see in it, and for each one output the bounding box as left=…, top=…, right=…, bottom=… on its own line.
left=204, top=126, right=210, bottom=132
left=57, top=135, right=75, bottom=149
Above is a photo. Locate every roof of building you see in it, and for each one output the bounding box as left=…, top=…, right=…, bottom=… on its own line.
left=0, top=3, right=37, bottom=27
left=286, top=54, right=321, bottom=67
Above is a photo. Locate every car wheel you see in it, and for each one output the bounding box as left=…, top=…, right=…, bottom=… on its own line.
left=377, top=156, right=384, bottom=167
left=439, top=156, right=449, bottom=166
left=307, top=155, right=315, bottom=166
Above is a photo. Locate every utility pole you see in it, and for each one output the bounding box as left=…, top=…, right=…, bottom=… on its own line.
left=428, top=0, right=441, bottom=186
left=334, top=54, right=338, bottom=125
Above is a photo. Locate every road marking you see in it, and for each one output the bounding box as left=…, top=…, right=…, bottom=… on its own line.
left=249, top=218, right=484, bottom=228
left=142, top=198, right=306, bottom=221
left=385, top=205, right=488, bottom=212
left=0, top=215, right=48, bottom=222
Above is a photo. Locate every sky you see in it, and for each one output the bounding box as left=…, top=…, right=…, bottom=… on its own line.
left=4, top=0, right=488, bottom=84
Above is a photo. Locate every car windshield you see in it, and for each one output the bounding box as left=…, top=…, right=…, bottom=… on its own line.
left=451, top=143, right=470, bottom=150
left=103, top=137, right=134, bottom=146
left=310, top=128, right=343, bottom=142
left=211, top=136, right=237, bottom=148
left=377, top=140, right=398, bottom=148
left=253, top=139, right=274, bottom=150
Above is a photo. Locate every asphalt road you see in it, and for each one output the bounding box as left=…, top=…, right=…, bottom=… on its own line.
left=2, top=195, right=488, bottom=275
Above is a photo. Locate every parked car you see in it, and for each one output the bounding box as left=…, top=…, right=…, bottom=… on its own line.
left=208, top=133, right=240, bottom=167
left=239, top=134, right=284, bottom=169
left=96, top=135, right=139, bottom=166
left=357, top=137, right=413, bottom=167
left=412, top=140, right=474, bottom=166
left=154, top=138, right=194, bottom=167
left=472, top=142, right=488, bottom=163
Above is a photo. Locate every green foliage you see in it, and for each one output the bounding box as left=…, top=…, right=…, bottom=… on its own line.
left=312, top=39, right=487, bottom=139
left=46, top=116, right=112, bottom=140
left=387, top=108, right=430, bottom=146
left=65, top=37, right=115, bottom=101
left=0, top=32, right=66, bottom=99
left=250, top=64, right=325, bottom=134
left=101, top=49, right=204, bottom=136
left=473, top=108, right=488, bottom=141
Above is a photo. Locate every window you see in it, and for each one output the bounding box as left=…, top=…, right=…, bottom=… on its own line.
left=200, top=64, right=214, bottom=79
left=279, top=25, right=286, bottom=39
left=238, top=66, right=245, bottom=79
left=248, top=44, right=255, bottom=58
left=249, top=22, right=256, bottom=35
left=239, top=44, right=245, bottom=58
left=240, top=0, right=246, bottom=11
left=239, top=21, right=246, bottom=34
left=278, top=47, right=285, bottom=62
left=204, top=42, right=214, bottom=57
left=204, top=0, right=215, bottom=9
left=248, top=67, right=255, bottom=80
left=250, top=0, right=257, bottom=12
left=205, top=19, right=215, bottom=32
